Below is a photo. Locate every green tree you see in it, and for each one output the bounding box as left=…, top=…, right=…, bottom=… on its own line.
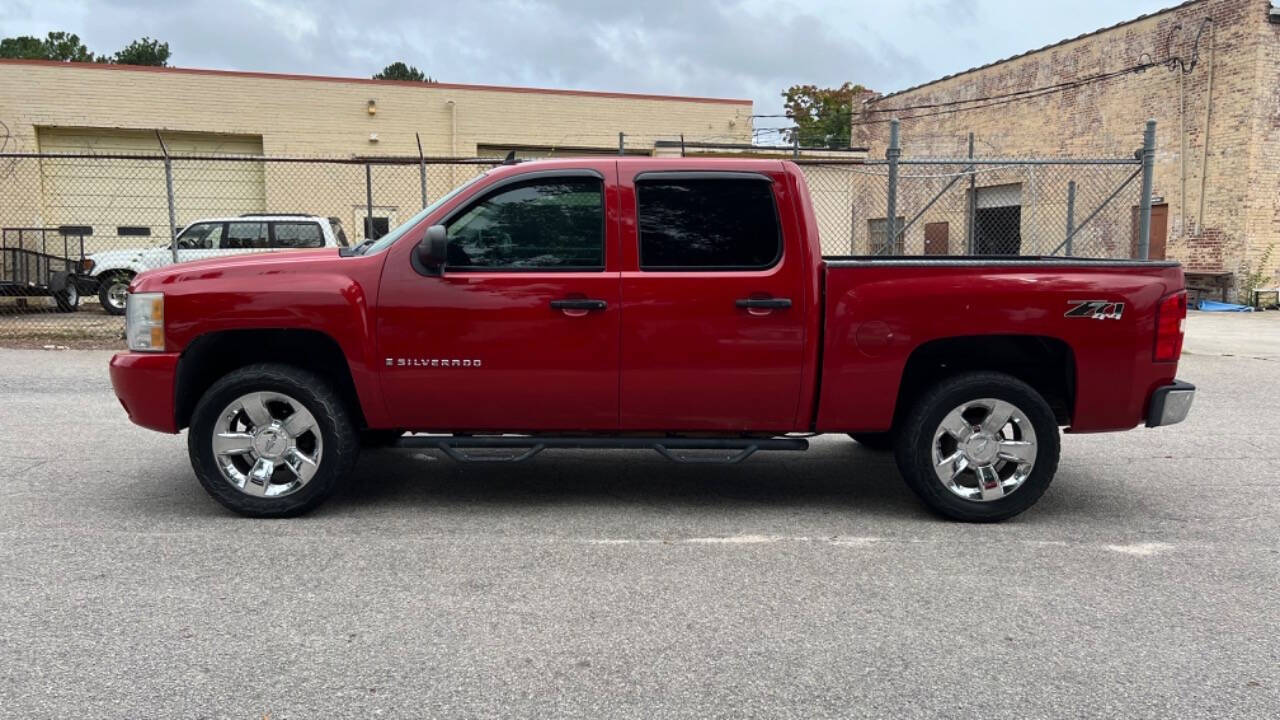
left=373, top=62, right=434, bottom=83
left=0, top=35, right=45, bottom=59
left=111, top=37, right=170, bottom=66
left=781, top=82, right=867, bottom=149
left=0, top=31, right=95, bottom=61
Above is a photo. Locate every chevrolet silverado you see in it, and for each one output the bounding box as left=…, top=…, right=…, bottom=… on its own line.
left=109, top=158, right=1195, bottom=521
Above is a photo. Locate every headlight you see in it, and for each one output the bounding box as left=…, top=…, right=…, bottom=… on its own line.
left=125, top=292, right=165, bottom=352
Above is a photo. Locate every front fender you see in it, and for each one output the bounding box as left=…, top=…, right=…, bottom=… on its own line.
left=137, top=253, right=391, bottom=428
left=90, top=261, right=146, bottom=278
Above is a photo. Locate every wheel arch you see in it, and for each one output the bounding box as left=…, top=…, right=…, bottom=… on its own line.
left=92, top=265, right=141, bottom=280
left=894, top=334, right=1076, bottom=428
left=174, top=328, right=367, bottom=431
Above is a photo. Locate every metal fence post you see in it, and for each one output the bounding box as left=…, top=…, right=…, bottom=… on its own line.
left=1065, top=180, right=1077, bottom=257
left=416, top=132, right=427, bottom=209
left=965, top=132, right=976, bottom=255
left=365, top=163, right=374, bottom=240
left=885, top=119, right=900, bottom=255
left=618, top=132, right=625, bottom=156
left=1137, top=119, right=1156, bottom=260
left=155, top=131, right=179, bottom=263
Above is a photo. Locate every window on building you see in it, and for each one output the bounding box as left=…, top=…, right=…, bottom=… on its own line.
left=637, top=176, right=781, bottom=269
left=117, top=226, right=151, bottom=237
left=363, top=216, right=390, bottom=240
left=867, top=216, right=906, bottom=255
left=223, top=222, right=269, bottom=249
left=271, top=222, right=324, bottom=248
left=973, top=184, right=1022, bottom=255
left=444, top=176, right=604, bottom=270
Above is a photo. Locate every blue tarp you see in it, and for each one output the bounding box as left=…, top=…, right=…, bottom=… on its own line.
left=1197, top=299, right=1254, bottom=312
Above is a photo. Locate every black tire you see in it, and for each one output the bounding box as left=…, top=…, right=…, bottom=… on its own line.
left=98, top=271, right=133, bottom=316
left=894, top=371, right=1060, bottom=523
left=360, top=429, right=404, bottom=448
left=54, top=282, right=79, bottom=313
left=848, top=431, right=894, bottom=451
left=188, top=363, right=359, bottom=517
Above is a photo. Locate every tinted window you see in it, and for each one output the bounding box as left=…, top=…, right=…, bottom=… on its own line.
left=176, top=222, right=223, bottom=249
left=637, top=177, right=781, bottom=269
left=445, top=177, right=604, bottom=269
left=272, top=222, right=324, bottom=248
left=223, top=222, right=268, bottom=249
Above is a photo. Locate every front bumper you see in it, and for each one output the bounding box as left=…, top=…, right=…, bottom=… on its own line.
left=1146, top=379, right=1196, bottom=428
left=109, top=352, right=180, bottom=433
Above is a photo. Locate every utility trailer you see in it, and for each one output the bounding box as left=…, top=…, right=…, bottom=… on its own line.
left=0, top=226, right=92, bottom=313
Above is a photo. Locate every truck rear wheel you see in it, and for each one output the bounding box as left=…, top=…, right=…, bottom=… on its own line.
left=98, top=271, right=133, bottom=315
left=187, top=363, right=359, bottom=517
left=894, top=372, right=1059, bottom=523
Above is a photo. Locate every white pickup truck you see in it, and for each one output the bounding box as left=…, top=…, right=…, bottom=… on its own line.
left=85, top=214, right=349, bottom=314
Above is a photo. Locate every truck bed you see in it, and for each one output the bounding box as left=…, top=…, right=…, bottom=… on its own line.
left=815, top=256, right=1185, bottom=433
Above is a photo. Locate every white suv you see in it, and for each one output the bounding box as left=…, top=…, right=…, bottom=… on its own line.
left=86, top=215, right=349, bottom=315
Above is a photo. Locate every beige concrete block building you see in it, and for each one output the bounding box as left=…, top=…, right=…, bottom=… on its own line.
left=852, top=0, right=1280, bottom=293
left=0, top=59, right=753, bottom=250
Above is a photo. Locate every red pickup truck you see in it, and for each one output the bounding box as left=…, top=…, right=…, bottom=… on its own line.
left=109, top=158, right=1194, bottom=522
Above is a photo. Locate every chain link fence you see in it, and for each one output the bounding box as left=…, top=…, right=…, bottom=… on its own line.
left=797, top=121, right=1156, bottom=259
left=0, top=152, right=497, bottom=342
left=1, top=126, right=1154, bottom=342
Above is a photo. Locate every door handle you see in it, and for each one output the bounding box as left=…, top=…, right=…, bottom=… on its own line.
left=550, top=298, right=608, bottom=311
left=735, top=297, right=792, bottom=309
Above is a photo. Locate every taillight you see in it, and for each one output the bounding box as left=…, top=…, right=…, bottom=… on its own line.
left=1153, top=290, right=1187, bottom=362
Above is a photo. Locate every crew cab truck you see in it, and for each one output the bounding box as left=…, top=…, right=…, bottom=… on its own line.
left=109, top=158, right=1195, bottom=522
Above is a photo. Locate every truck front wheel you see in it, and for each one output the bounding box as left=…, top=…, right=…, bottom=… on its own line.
left=98, top=271, right=133, bottom=315
left=894, top=372, right=1060, bottom=523
left=187, top=363, right=359, bottom=517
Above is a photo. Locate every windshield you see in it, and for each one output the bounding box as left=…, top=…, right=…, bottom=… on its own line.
left=359, top=172, right=489, bottom=255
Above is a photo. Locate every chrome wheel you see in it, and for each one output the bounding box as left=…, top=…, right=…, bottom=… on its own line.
left=931, top=398, right=1037, bottom=502
left=107, top=281, right=127, bottom=310
left=212, top=391, right=322, bottom=498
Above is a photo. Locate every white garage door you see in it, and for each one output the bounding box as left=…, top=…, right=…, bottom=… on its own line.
left=36, top=128, right=266, bottom=253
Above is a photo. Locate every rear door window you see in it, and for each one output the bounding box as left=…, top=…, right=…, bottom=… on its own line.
left=636, top=175, right=781, bottom=270
left=271, top=222, right=324, bottom=248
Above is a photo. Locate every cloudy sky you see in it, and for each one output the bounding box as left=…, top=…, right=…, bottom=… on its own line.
left=3, top=0, right=1172, bottom=140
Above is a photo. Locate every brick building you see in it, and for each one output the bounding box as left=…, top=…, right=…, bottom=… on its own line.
left=852, top=0, right=1280, bottom=292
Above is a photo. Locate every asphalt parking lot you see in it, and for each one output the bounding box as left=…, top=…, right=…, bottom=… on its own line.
left=1, top=314, right=1277, bottom=718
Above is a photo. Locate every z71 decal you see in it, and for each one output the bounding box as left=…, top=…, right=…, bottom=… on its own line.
left=1065, top=300, right=1125, bottom=320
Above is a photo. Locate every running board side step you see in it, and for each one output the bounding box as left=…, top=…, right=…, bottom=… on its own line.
left=392, top=435, right=809, bottom=464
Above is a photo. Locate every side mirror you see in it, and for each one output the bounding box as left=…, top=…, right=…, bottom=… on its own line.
left=415, top=225, right=448, bottom=275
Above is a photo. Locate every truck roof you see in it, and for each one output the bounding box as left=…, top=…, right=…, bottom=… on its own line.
left=483, top=156, right=799, bottom=183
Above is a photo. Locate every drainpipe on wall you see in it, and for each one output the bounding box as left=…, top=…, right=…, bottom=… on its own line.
left=1197, top=20, right=1216, bottom=235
